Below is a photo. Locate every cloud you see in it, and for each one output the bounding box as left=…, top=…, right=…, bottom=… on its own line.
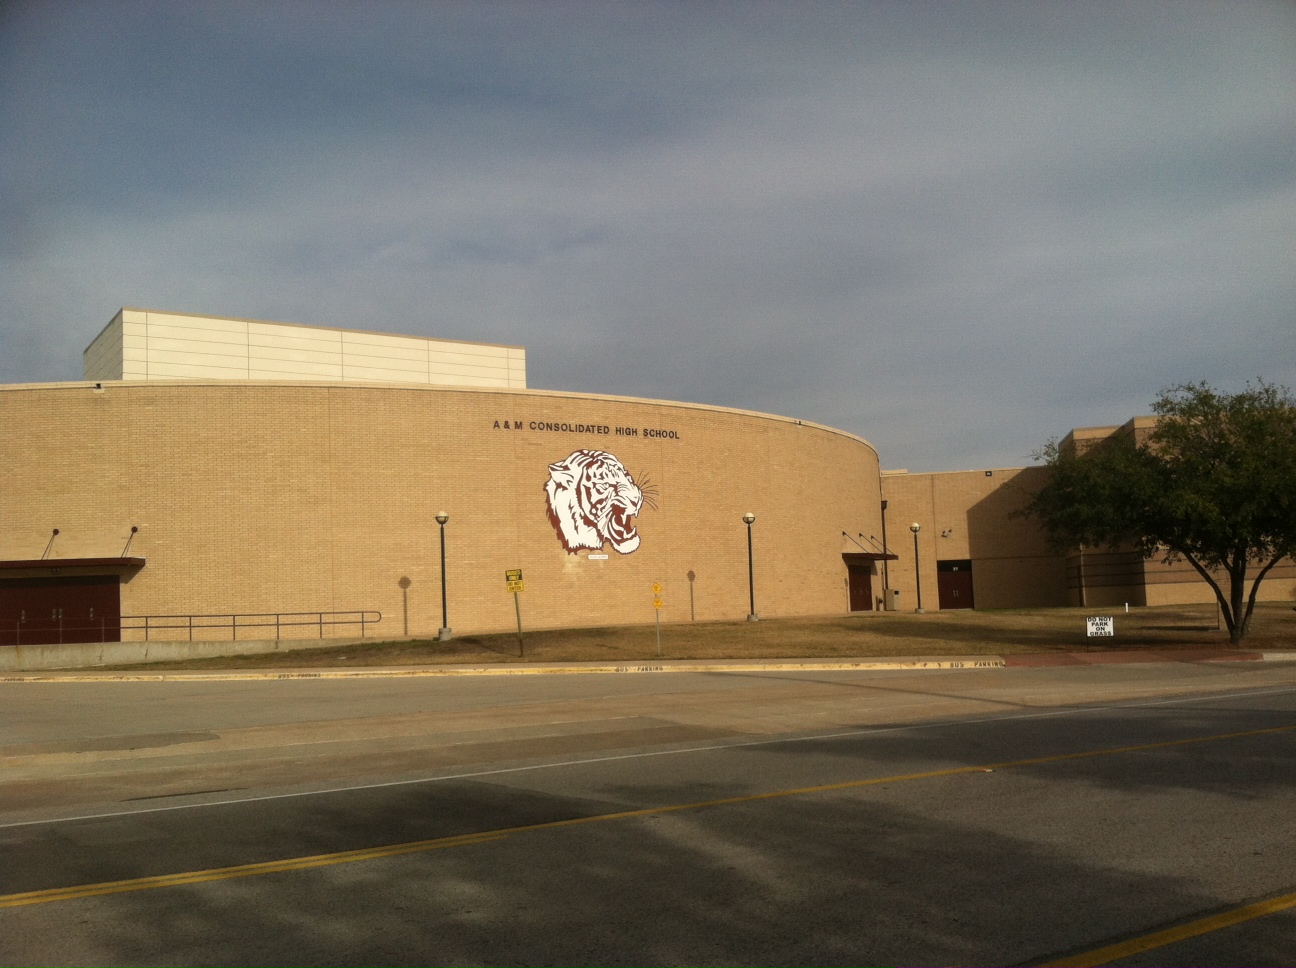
left=1, top=0, right=1293, bottom=470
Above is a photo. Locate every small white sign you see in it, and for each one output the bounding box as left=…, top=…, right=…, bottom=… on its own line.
left=587, top=554, right=609, bottom=560
left=1086, top=616, right=1115, bottom=637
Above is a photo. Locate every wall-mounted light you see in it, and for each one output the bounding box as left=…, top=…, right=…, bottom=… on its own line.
left=941, top=529, right=952, bottom=538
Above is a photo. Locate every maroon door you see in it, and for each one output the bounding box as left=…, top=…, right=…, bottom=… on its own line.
left=0, top=577, right=121, bottom=646
left=936, top=560, right=975, bottom=610
left=848, top=565, right=873, bottom=611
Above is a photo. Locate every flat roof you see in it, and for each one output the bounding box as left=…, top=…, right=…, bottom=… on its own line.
left=85, top=307, right=525, bottom=354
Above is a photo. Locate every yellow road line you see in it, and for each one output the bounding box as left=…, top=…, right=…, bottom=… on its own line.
left=2, top=722, right=1294, bottom=910
left=1042, top=888, right=1296, bottom=966
left=0, top=831, right=511, bottom=908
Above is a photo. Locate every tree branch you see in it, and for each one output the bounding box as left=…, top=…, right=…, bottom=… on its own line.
left=1241, top=554, right=1286, bottom=637
left=1177, top=548, right=1234, bottom=634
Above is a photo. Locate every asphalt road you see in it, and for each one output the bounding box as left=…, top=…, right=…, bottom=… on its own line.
left=2, top=660, right=1296, bottom=966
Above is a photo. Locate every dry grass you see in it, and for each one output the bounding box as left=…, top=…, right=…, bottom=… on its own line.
left=113, top=602, right=1296, bottom=671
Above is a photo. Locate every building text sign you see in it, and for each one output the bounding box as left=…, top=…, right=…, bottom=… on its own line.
left=492, top=419, right=680, bottom=440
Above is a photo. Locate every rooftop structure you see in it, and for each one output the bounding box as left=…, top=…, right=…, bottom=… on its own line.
left=83, top=308, right=526, bottom=389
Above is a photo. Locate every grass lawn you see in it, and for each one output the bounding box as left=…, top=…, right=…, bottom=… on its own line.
left=110, top=601, right=1296, bottom=671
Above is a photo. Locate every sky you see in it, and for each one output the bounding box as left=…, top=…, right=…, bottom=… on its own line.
left=2, top=1, right=1293, bottom=472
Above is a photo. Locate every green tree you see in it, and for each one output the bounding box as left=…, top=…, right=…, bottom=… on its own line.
left=1020, top=381, right=1296, bottom=644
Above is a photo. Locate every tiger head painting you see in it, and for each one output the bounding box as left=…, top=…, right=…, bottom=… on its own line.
left=544, top=449, right=654, bottom=555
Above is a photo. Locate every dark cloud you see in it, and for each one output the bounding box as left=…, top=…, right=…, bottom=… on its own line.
left=2, top=0, right=1293, bottom=470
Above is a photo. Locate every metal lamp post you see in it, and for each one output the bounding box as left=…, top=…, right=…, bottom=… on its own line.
left=910, top=522, right=925, bottom=614
left=743, top=512, right=758, bottom=622
left=436, top=511, right=451, bottom=641
left=880, top=500, right=890, bottom=609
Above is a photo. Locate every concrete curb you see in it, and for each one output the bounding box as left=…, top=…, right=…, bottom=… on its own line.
left=3, top=650, right=1290, bottom=683
left=1001, top=648, right=1266, bottom=667
left=1, top=657, right=1006, bottom=682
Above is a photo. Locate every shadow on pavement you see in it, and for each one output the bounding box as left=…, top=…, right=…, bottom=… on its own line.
left=4, top=709, right=1295, bottom=965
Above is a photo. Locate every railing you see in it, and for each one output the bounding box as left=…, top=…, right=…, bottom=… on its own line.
left=120, top=610, right=382, bottom=642
left=1, top=619, right=118, bottom=647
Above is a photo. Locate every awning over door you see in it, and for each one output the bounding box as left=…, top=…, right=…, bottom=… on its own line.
left=841, top=552, right=898, bottom=565
left=0, top=557, right=145, bottom=574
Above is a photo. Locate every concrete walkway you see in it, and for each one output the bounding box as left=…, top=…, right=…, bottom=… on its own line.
left=4, top=647, right=1293, bottom=682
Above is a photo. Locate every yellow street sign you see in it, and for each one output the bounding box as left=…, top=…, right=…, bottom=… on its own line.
left=505, top=569, right=523, bottom=582
left=508, top=580, right=525, bottom=593
left=652, top=581, right=662, bottom=595
left=653, top=598, right=663, bottom=609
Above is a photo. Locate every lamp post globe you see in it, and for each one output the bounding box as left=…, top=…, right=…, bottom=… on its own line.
left=742, top=513, right=758, bottom=621
left=910, top=523, right=925, bottom=614
left=436, top=512, right=451, bottom=641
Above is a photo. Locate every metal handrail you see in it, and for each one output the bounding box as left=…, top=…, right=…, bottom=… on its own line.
left=3, top=619, right=115, bottom=646
left=120, top=610, right=382, bottom=641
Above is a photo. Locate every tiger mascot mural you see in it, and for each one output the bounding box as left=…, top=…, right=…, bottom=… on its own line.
left=545, top=449, right=651, bottom=555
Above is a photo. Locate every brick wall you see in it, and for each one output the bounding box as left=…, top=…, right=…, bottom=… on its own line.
left=0, top=381, right=882, bottom=639
left=883, top=463, right=1294, bottom=611
left=881, top=467, right=1067, bottom=610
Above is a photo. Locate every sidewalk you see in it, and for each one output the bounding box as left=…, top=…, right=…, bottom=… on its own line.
left=4, top=647, right=1293, bottom=682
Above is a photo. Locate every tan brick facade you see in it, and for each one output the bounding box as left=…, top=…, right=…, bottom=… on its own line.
left=880, top=467, right=1067, bottom=611
left=883, top=462, right=1295, bottom=613
left=3, top=362, right=1288, bottom=644
left=0, top=380, right=882, bottom=641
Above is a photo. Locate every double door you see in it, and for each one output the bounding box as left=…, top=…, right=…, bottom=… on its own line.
left=937, top=560, right=975, bottom=610
left=0, top=576, right=122, bottom=645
